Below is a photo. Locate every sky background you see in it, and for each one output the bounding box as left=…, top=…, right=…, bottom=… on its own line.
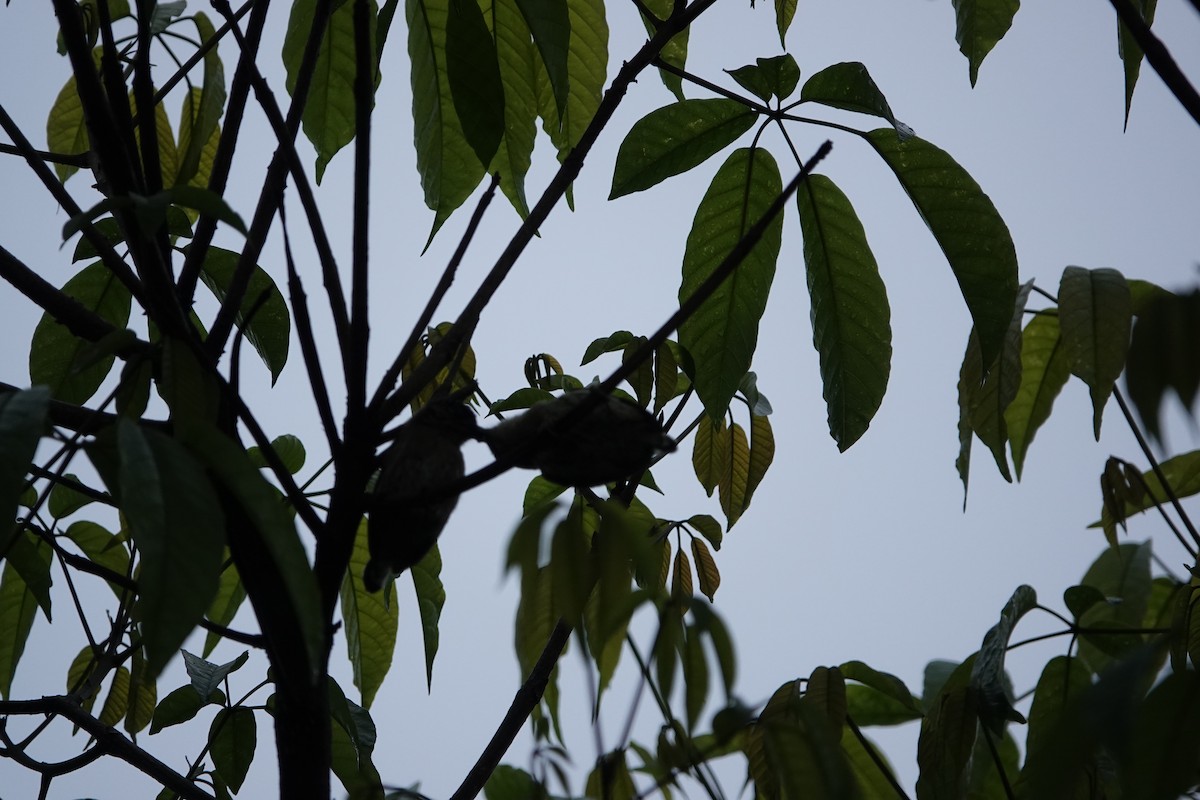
left=2, top=0, right=1200, bottom=797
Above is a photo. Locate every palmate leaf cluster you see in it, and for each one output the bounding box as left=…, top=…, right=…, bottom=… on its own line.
left=1, top=0, right=1198, bottom=799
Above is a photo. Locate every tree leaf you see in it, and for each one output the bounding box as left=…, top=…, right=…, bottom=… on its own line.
left=688, top=513, right=723, bottom=551
left=447, top=0, right=505, bottom=169
left=1117, top=0, right=1158, bottom=127
left=514, top=0, right=569, bottom=118
left=209, top=707, right=257, bottom=793
left=125, top=647, right=157, bottom=735
left=188, top=245, right=290, bottom=384
left=3, top=531, right=52, bottom=620
left=0, top=387, right=48, bottom=555
left=203, top=557, right=245, bottom=658
left=1097, top=449, right=1200, bottom=531
left=951, top=0, right=1020, bottom=87
left=340, top=519, right=398, bottom=707
left=535, top=0, right=607, bottom=184
left=797, top=173, right=892, bottom=451
left=247, top=434, right=307, bottom=475
left=970, top=584, right=1035, bottom=734
left=1076, top=542, right=1152, bottom=673
left=47, top=472, right=95, bottom=519
left=867, top=129, right=1018, bottom=369
left=0, top=554, right=41, bottom=699
left=1005, top=312, right=1071, bottom=479
left=683, top=625, right=710, bottom=731
left=413, top=543, right=447, bottom=691
left=801, top=61, right=909, bottom=136
left=407, top=0, right=487, bottom=239
left=1124, top=287, right=1200, bottom=443
left=486, top=0, right=539, bottom=217
left=691, top=416, right=728, bottom=497
left=1058, top=266, right=1131, bottom=439
left=65, top=520, right=130, bottom=599
left=29, top=261, right=133, bottom=404
left=840, top=660, right=923, bottom=724
left=181, top=650, right=249, bottom=704
left=151, top=683, right=216, bottom=734
left=639, top=0, right=689, bottom=100
left=97, top=665, right=131, bottom=727
left=774, top=0, right=797, bottom=46
left=690, top=537, right=720, bottom=602
left=1024, top=655, right=1091, bottom=763
left=117, top=421, right=226, bottom=678
left=174, top=12, right=225, bottom=187
left=679, top=147, right=783, bottom=419
left=718, top=421, right=750, bottom=529
left=916, top=664, right=978, bottom=800
left=611, top=99, right=757, bottom=200
left=45, top=48, right=101, bottom=183
left=283, top=0, right=378, bottom=182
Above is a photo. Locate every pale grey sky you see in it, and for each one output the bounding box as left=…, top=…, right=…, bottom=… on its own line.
left=2, top=1, right=1199, bottom=798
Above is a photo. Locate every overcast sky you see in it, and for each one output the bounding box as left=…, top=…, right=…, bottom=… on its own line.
left=2, top=1, right=1200, bottom=798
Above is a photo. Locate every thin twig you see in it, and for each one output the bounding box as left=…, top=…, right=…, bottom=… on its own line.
left=348, top=0, right=374, bottom=416
left=846, top=715, right=912, bottom=800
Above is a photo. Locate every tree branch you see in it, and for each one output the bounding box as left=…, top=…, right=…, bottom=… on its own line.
left=0, top=697, right=215, bottom=800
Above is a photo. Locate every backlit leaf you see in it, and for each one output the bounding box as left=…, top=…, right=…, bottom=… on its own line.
left=951, top=0, right=1020, bottom=86
left=1005, top=311, right=1070, bottom=479
left=340, top=519, right=398, bottom=707
left=801, top=62, right=908, bottom=135
left=1058, top=266, right=1131, bottom=439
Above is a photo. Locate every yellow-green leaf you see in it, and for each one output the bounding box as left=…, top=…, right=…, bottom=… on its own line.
left=718, top=421, right=750, bottom=529
left=340, top=519, right=398, bottom=707
left=1058, top=266, right=1131, bottom=439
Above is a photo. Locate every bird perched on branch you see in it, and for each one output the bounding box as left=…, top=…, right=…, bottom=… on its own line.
left=363, top=398, right=479, bottom=592
left=478, top=388, right=675, bottom=487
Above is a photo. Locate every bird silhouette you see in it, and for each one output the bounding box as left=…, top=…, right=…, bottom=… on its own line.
left=479, top=388, right=675, bottom=487
left=363, top=398, right=478, bottom=592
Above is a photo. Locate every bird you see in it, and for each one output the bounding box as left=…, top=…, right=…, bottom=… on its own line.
left=478, top=388, right=676, bottom=487
left=363, top=398, right=479, bottom=592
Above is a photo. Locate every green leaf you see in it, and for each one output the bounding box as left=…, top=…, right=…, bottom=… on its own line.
left=756, top=55, right=801, bottom=101
left=916, top=660, right=978, bottom=800
left=970, top=584, right=1035, bottom=734
left=29, top=261, right=133, bottom=404
left=726, top=63, right=772, bottom=104
left=485, top=764, right=542, bottom=800
left=842, top=729, right=903, bottom=798
left=581, top=330, right=634, bottom=364
left=174, top=421, right=324, bottom=673
left=188, top=245, right=290, bottom=384
left=774, top=0, right=796, bottom=46
left=866, top=129, right=1018, bottom=369
left=514, top=0, right=569, bottom=118
left=97, top=666, right=131, bottom=727
left=0, top=548, right=43, bottom=699
left=117, top=421, right=226, bottom=677
left=283, top=0, right=378, bottom=182
left=175, top=13, right=225, bottom=187
left=683, top=625, right=710, bottom=731
left=797, top=173, right=892, bottom=451
left=1123, top=669, right=1200, bottom=799
left=1097, top=449, right=1200, bottom=530
left=840, top=660, right=923, bottom=723
left=691, top=416, right=728, bottom=497
left=181, top=650, right=250, bottom=699
left=1058, top=266, right=1131, bottom=439
left=486, top=0, right=539, bottom=217
left=203, top=557, right=245, bottom=657
left=209, top=707, right=257, bottom=793
left=639, top=0, right=689, bottom=100
left=150, top=684, right=211, bottom=734
left=45, top=48, right=100, bottom=183
left=1077, top=542, right=1152, bottom=673
left=0, top=387, right=48, bottom=554
left=247, top=434, right=307, bottom=475
left=408, top=0, right=488, bottom=239
left=951, top=0, right=1020, bottom=86
left=1024, top=656, right=1091, bottom=763
left=447, top=0, right=505, bottom=169
left=800, top=61, right=909, bottom=136
left=410, top=543, right=445, bottom=689
left=1005, top=311, right=1071, bottom=479
left=47, top=473, right=96, bottom=519
left=955, top=332, right=977, bottom=506
left=535, top=0, right=607, bottom=184
left=65, top=520, right=130, bottom=598
left=3, top=531, right=52, bottom=620
left=1117, top=0, right=1158, bottom=126
left=678, top=147, right=783, bottom=419
left=718, top=421, right=750, bottom=529
left=1123, top=287, right=1200, bottom=443
left=687, top=513, right=723, bottom=551
left=340, top=519, right=397, bottom=708
left=966, top=281, right=1033, bottom=481
left=610, top=99, right=757, bottom=200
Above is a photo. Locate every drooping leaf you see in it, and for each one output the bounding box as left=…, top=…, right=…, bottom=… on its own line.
left=840, top=660, right=923, bottom=725
left=970, top=584, right=1035, bottom=734
left=340, top=518, right=398, bottom=707
left=514, top=0, right=569, bottom=118
left=955, top=332, right=978, bottom=506
left=188, top=245, right=290, bottom=384
left=1005, top=311, right=1071, bottom=479
left=3, top=531, right=52, bottom=619
left=485, top=0, right=539, bottom=217
left=413, top=543, right=447, bottom=691
left=0, top=387, right=48, bottom=555
left=638, top=0, right=689, bottom=100
left=691, top=537, right=720, bottom=601
left=1096, top=449, right=1200, bottom=532
left=1024, top=656, right=1091, bottom=763
left=683, top=625, right=710, bottom=730
left=407, top=0, right=487, bottom=239
left=688, top=513, right=723, bottom=551
left=797, top=173, right=892, bottom=451
left=97, top=665, right=131, bottom=727
left=679, top=147, right=783, bottom=419
left=535, top=0, right=607, bottom=188
left=867, top=129, right=1018, bottom=369
left=45, top=48, right=101, bottom=183
left=202, top=557, right=245, bottom=658
left=116, top=420, right=226, bottom=677
left=447, top=0, right=505, bottom=169
left=209, top=707, right=257, bottom=793
left=47, top=473, right=96, bottom=519
left=801, top=61, right=910, bottom=136
left=1117, top=0, right=1159, bottom=127
left=65, top=520, right=130, bottom=599
left=29, top=261, right=133, bottom=405
left=951, top=0, right=1021, bottom=87
left=0, top=552, right=42, bottom=699
left=283, top=0, right=379, bottom=182
left=1058, top=266, right=1131, bottom=439
left=718, top=421, right=750, bottom=529
left=1124, top=287, right=1200, bottom=443
left=1076, top=542, right=1152, bottom=673
left=175, top=13, right=225, bottom=187
left=916, top=659, right=978, bottom=800
left=692, top=415, right=728, bottom=497
left=774, top=0, right=797, bottom=46
left=745, top=413, right=774, bottom=506
left=610, top=99, right=757, bottom=200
